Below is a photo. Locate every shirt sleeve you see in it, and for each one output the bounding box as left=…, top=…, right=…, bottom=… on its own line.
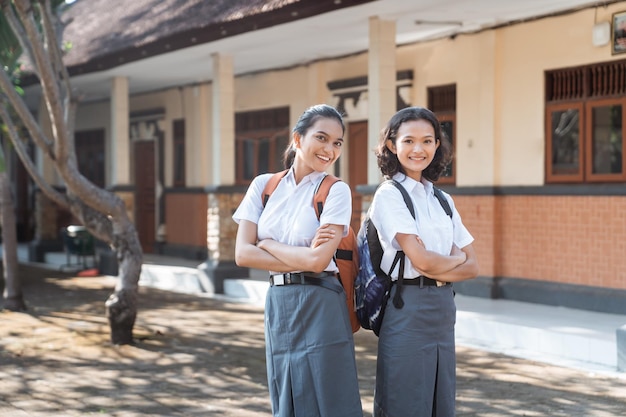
left=438, top=189, right=474, bottom=249
left=319, top=180, right=352, bottom=236
left=232, top=173, right=273, bottom=225
left=370, top=181, right=418, bottom=250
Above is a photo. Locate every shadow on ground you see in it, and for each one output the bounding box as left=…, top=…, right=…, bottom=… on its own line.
left=0, top=264, right=625, bottom=417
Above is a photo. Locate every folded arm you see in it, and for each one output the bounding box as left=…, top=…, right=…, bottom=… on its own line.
left=235, top=220, right=293, bottom=271
left=427, top=243, right=479, bottom=282
left=257, top=223, right=343, bottom=273
left=396, top=233, right=466, bottom=276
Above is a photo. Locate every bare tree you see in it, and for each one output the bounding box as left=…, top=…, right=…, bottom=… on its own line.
left=0, top=0, right=143, bottom=344
left=0, top=142, right=24, bottom=311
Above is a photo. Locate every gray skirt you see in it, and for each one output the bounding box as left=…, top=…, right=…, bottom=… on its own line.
left=265, top=275, right=363, bottom=417
left=374, top=284, right=456, bottom=417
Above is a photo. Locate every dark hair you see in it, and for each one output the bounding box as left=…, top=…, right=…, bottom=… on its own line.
left=376, top=106, right=452, bottom=182
left=283, top=104, right=345, bottom=168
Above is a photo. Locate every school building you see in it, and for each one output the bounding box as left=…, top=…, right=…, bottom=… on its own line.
left=13, top=0, right=626, bottom=314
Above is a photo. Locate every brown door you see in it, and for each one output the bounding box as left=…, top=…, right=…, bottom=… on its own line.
left=75, top=129, right=106, bottom=188
left=347, top=121, right=369, bottom=231
left=134, top=141, right=156, bottom=253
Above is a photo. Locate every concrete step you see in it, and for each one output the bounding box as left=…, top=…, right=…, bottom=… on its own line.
left=223, top=278, right=268, bottom=306
left=140, top=263, right=210, bottom=293
left=222, top=278, right=625, bottom=375
left=12, top=244, right=625, bottom=376
left=454, top=294, right=624, bottom=374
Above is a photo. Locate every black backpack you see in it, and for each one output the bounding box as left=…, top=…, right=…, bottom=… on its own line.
left=354, top=179, right=452, bottom=336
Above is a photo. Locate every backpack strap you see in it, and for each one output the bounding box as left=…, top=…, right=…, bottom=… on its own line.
left=313, top=174, right=354, bottom=262
left=384, top=179, right=416, bottom=309
left=433, top=186, right=453, bottom=218
left=390, top=184, right=453, bottom=308
left=261, top=169, right=289, bottom=207
left=313, top=174, right=341, bottom=220
left=263, top=171, right=349, bottom=262
left=388, top=179, right=415, bottom=218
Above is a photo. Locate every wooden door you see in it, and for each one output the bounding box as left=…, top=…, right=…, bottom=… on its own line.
left=75, top=129, right=106, bottom=188
left=134, top=141, right=156, bottom=253
left=347, top=121, right=369, bottom=231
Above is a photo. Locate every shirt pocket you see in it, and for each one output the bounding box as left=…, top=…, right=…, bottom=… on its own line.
left=418, top=219, right=454, bottom=255
left=286, top=205, right=319, bottom=246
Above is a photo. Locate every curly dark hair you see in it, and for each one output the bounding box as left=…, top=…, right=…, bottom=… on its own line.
left=283, top=104, right=345, bottom=169
left=376, top=106, right=452, bottom=182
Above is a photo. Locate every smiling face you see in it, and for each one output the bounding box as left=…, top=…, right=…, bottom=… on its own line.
left=293, top=117, right=344, bottom=175
left=386, top=118, right=440, bottom=182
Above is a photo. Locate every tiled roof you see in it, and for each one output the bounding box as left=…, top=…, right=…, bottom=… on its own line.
left=60, top=0, right=299, bottom=69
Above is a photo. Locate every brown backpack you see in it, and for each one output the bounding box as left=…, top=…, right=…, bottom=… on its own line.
left=262, top=170, right=360, bottom=333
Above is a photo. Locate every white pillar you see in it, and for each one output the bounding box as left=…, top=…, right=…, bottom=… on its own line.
left=368, top=17, right=396, bottom=184
left=110, top=76, right=130, bottom=186
left=211, top=53, right=235, bottom=185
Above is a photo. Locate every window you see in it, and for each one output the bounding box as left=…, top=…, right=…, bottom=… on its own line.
left=428, top=84, right=456, bottom=184
left=546, top=60, right=626, bottom=183
left=235, top=107, right=290, bottom=185
left=173, top=119, right=185, bottom=187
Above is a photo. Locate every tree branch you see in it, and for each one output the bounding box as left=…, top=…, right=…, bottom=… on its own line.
left=13, top=0, right=70, bottom=157
left=0, top=98, right=68, bottom=208
left=0, top=64, right=55, bottom=158
left=1, top=0, right=38, bottom=78
left=67, top=197, right=114, bottom=245
left=40, top=0, right=73, bottom=123
left=12, top=2, right=133, bottom=223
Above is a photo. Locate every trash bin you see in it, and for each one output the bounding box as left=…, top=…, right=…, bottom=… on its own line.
left=60, top=225, right=96, bottom=270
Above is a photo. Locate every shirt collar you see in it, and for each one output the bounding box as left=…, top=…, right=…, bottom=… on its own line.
left=391, top=172, right=434, bottom=196
left=286, top=167, right=327, bottom=186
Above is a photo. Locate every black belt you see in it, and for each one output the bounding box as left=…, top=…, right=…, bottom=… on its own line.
left=269, top=272, right=341, bottom=293
left=400, top=276, right=449, bottom=287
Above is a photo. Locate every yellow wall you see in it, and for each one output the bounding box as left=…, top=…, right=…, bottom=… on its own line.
left=72, top=3, right=626, bottom=189
left=236, top=65, right=325, bottom=123
left=489, top=5, right=622, bottom=186
left=396, top=32, right=498, bottom=186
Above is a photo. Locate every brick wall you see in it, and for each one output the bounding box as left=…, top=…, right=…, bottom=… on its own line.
left=202, top=190, right=626, bottom=291
left=207, top=191, right=244, bottom=263
left=455, top=195, right=626, bottom=290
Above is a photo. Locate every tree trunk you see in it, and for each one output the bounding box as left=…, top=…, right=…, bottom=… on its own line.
left=68, top=199, right=143, bottom=345
left=0, top=0, right=143, bottom=343
left=0, top=171, right=25, bottom=311
left=104, top=223, right=143, bottom=345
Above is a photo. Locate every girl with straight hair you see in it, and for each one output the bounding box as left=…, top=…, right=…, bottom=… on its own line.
left=233, top=104, right=363, bottom=417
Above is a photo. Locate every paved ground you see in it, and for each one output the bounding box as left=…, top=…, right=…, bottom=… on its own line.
left=1, top=264, right=625, bottom=417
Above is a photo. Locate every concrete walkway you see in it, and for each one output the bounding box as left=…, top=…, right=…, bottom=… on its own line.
left=2, top=263, right=626, bottom=417
left=13, top=244, right=626, bottom=378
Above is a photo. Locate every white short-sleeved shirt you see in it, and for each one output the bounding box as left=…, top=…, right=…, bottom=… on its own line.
left=369, top=173, right=474, bottom=280
left=232, top=169, right=352, bottom=273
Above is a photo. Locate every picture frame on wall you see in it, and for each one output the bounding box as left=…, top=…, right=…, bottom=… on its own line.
left=612, top=11, right=626, bottom=54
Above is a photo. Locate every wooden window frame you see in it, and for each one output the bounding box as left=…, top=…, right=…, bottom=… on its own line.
left=436, top=113, right=456, bottom=185
left=428, top=84, right=457, bottom=185
left=545, top=102, right=584, bottom=183
left=545, top=59, right=626, bottom=184
left=235, top=107, right=290, bottom=185
left=235, top=129, right=290, bottom=185
left=584, top=97, right=626, bottom=182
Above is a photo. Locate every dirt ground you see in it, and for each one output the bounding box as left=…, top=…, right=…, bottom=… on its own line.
left=1, top=264, right=625, bottom=417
